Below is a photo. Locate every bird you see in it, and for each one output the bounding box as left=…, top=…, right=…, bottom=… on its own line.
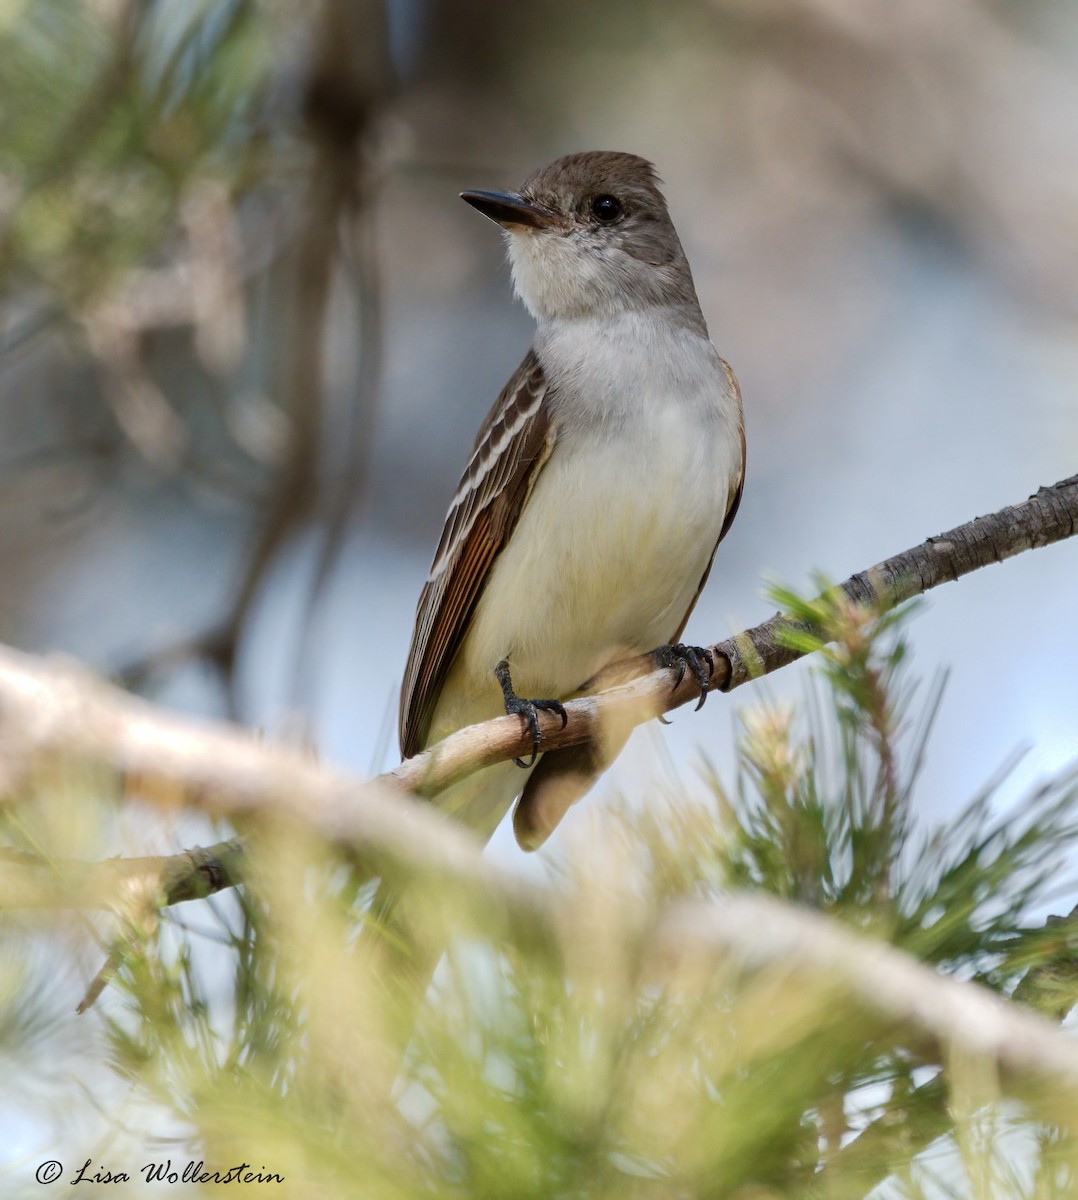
left=399, top=150, right=745, bottom=852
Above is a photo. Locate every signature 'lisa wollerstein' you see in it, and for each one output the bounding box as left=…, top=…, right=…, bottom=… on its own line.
left=400, top=151, right=745, bottom=851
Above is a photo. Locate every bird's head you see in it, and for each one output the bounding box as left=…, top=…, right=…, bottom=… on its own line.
left=462, top=151, right=699, bottom=323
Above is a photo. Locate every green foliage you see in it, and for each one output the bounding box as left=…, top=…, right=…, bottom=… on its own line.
left=721, top=583, right=1078, bottom=999
left=0, top=1, right=281, bottom=307
left=4, top=589, right=1076, bottom=1197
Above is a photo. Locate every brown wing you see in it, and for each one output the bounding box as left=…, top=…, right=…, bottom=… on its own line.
left=673, top=359, right=746, bottom=642
left=400, top=351, right=555, bottom=758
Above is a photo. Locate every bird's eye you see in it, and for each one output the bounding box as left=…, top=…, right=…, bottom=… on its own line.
left=590, top=194, right=623, bottom=224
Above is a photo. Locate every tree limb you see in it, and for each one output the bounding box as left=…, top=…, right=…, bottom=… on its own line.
left=0, top=474, right=1074, bottom=920
left=391, top=473, right=1078, bottom=799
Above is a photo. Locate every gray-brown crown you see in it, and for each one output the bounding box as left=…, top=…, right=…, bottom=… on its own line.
left=519, top=151, right=666, bottom=218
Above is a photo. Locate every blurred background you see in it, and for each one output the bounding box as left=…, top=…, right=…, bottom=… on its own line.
left=2, top=0, right=1078, bottom=1182
left=2, top=1, right=1077, bottom=872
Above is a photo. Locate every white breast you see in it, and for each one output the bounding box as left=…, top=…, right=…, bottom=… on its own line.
left=459, top=312, right=743, bottom=699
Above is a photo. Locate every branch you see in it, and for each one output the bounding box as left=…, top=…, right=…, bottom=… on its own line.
left=0, top=840, right=243, bottom=911
left=0, top=839, right=244, bottom=1012
left=0, top=474, right=1074, bottom=920
left=654, top=894, right=1078, bottom=1101
left=0, top=645, right=506, bottom=910
left=5, top=627, right=1078, bottom=1101
left=0, top=641, right=559, bottom=994
left=392, top=474, right=1078, bottom=799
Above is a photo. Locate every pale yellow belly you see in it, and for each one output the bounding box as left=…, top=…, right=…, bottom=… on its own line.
left=458, top=407, right=735, bottom=701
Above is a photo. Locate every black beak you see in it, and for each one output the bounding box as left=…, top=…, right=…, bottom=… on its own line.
left=460, top=190, right=558, bottom=230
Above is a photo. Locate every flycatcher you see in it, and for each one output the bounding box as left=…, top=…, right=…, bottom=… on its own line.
left=400, top=151, right=745, bottom=850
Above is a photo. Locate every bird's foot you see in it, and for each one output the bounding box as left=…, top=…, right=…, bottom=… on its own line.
left=494, top=660, right=568, bottom=768
left=654, top=643, right=714, bottom=711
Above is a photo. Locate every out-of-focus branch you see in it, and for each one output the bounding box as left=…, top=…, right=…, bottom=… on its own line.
left=117, top=0, right=394, bottom=703
left=0, top=837, right=244, bottom=1014
left=3, top=652, right=1078, bottom=1102
left=0, top=642, right=537, bottom=930
left=654, top=894, right=1078, bottom=1101
left=0, top=840, right=242, bottom=911
left=205, top=0, right=393, bottom=693
left=392, top=474, right=1078, bottom=799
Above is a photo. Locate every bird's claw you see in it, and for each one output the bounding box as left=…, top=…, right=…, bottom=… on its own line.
left=494, top=660, right=568, bottom=767
left=654, top=643, right=714, bottom=711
